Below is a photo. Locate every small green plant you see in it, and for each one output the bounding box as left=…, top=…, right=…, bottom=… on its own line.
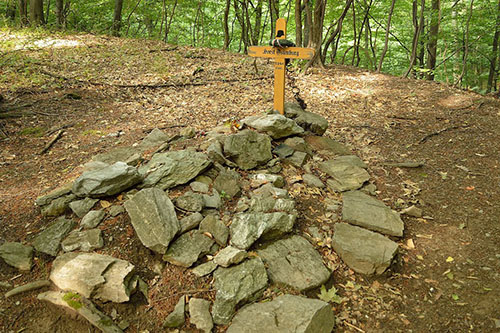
left=219, top=190, right=229, bottom=200
left=62, top=292, right=83, bottom=309
left=19, top=126, right=45, bottom=137
left=318, top=285, right=344, bottom=304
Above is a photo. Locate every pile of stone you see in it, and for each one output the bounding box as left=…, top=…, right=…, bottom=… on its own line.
left=0, top=102, right=407, bottom=332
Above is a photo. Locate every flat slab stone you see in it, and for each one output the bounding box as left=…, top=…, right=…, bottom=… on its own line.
left=179, top=212, right=204, bottom=233
left=223, top=130, right=272, bottom=170
left=124, top=188, right=179, bottom=254
left=230, top=212, right=296, bottom=250
left=332, top=223, right=398, bottom=275
left=227, top=294, right=334, bottom=333
left=320, top=158, right=370, bottom=192
left=0, top=242, right=33, bottom=271
left=91, top=146, right=142, bottom=166
left=213, top=168, right=241, bottom=198
left=138, top=128, right=171, bottom=149
left=250, top=173, right=285, bottom=188
left=303, top=173, right=325, bottom=188
left=257, top=236, right=330, bottom=291
left=72, top=162, right=142, bottom=198
left=61, top=229, right=104, bottom=252
left=242, top=114, right=304, bottom=139
left=69, top=198, right=99, bottom=218
left=81, top=210, right=106, bottom=229
left=212, top=258, right=268, bottom=324
left=284, top=103, right=329, bottom=136
left=214, top=246, right=247, bottom=267
left=305, top=136, right=351, bottom=155
left=33, top=217, right=76, bottom=256
left=163, top=230, right=214, bottom=267
left=140, top=150, right=212, bottom=189
left=342, top=191, right=404, bottom=237
left=164, top=296, right=185, bottom=328
left=175, top=191, right=204, bottom=212
left=192, top=261, right=218, bottom=277
left=50, top=252, right=135, bottom=302
left=199, top=215, right=228, bottom=246
left=41, top=193, right=76, bottom=217
left=189, top=298, right=213, bottom=333
left=35, top=183, right=73, bottom=207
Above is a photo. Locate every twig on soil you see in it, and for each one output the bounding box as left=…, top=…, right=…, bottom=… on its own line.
left=381, top=161, right=424, bottom=168
left=418, top=125, right=471, bottom=144
left=40, top=130, right=64, bottom=154
left=343, top=321, right=366, bottom=333
left=47, top=123, right=75, bottom=136
left=148, top=46, right=179, bottom=53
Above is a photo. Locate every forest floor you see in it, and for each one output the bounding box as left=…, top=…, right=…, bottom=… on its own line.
left=0, top=30, right=499, bottom=332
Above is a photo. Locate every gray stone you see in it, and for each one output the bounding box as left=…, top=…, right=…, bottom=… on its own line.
left=333, top=155, right=367, bottom=169
left=81, top=210, right=106, bottom=229
left=284, top=103, right=329, bottom=136
left=69, top=198, right=99, bottom=218
left=5, top=280, right=50, bottom=298
left=189, top=298, right=213, bottom=333
left=41, top=193, right=77, bottom=217
left=223, top=130, right=272, bottom=170
left=284, top=137, right=313, bottom=155
left=250, top=173, right=285, bottom=188
left=303, top=174, right=325, bottom=188
left=35, top=183, right=73, bottom=206
left=332, top=223, right=398, bottom=275
left=320, top=159, right=370, bottom=192
left=242, top=114, right=304, bottom=139
left=72, top=162, right=142, bottom=198
left=140, top=150, right=212, bottom=189
left=227, top=295, right=334, bottom=333
left=213, top=169, right=241, bottom=199
left=195, top=175, right=213, bottom=186
left=257, top=236, right=330, bottom=291
left=202, top=189, right=222, bottom=209
left=248, top=195, right=295, bottom=214
left=235, top=197, right=250, bottom=212
left=212, top=258, right=268, bottom=324
left=401, top=205, right=423, bottom=218
left=199, top=215, right=229, bottom=246
left=190, top=181, right=210, bottom=193
left=207, top=141, right=238, bottom=168
left=50, top=252, right=135, bottom=302
left=33, top=217, right=76, bottom=256
left=286, top=151, right=309, bottom=167
left=192, top=261, right=218, bottom=277
left=230, top=212, right=296, bottom=250
left=164, top=297, right=185, bottom=328
left=273, top=144, right=294, bottom=158
left=163, top=230, right=214, bottom=267
left=138, top=128, right=171, bottom=149
left=180, top=212, right=204, bottom=233
left=61, top=229, right=104, bottom=252
left=180, top=127, right=196, bottom=139
left=304, top=136, right=351, bottom=155
left=0, top=242, right=33, bottom=271
left=360, top=183, right=377, bottom=195
left=214, top=246, right=247, bottom=267
left=124, top=188, right=179, bottom=254
left=91, top=147, right=143, bottom=166
left=108, top=205, right=125, bottom=217
left=251, top=183, right=288, bottom=199
left=342, top=191, right=404, bottom=237
left=175, top=191, right=204, bottom=212
left=38, top=291, right=123, bottom=333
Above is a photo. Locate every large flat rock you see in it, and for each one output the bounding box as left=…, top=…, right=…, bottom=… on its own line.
left=257, top=236, right=330, bottom=291
left=124, top=188, right=179, bottom=254
left=243, top=114, right=304, bottom=139
left=72, top=162, right=142, bottom=198
left=0, top=242, right=33, bottom=271
left=342, top=191, right=404, bottom=237
left=332, top=223, right=398, bottom=275
left=223, top=130, right=272, bottom=170
left=33, top=217, right=76, bottom=256
left=227, top=295, right=334, bottom=333
left=284, top=102, right=329, bottom=136
left=162, top=230, right=214, bottom=267
left=304, top=136, right=351, bottom=155
left=140, top=150, right=211, bottom=189
left=212, top=258, right=268, bottom=324
left=319, top=158, right=370, bottom=192
left=230, top=212, right=296, bottom=250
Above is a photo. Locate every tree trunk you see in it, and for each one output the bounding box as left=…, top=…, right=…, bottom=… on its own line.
left=252, top=0, right=263, bottom=45
left=164, top=0, right=178, bottom=43
left=354, top=0, right=373, bottom=67
left=55, top=0, right=64, bottom=27
left=29, top=0, right=44, bottom=26
left=303, top=0, right=327, bottom=70
left=377, top=0, right=396, bottom=72
left=19, top=0, right=28, bottom=26
left=269, top=0, right=279, bottom=40
left=321, top=0, right=353, bottom=63
left=351, top=0, right=357, bottom=65
left=5, top=0, right=16, bottom=21
left=426, top=0, right=440, bottom=80
left=112, top=0, right=124, bottom=37
left=223, top=0, right=231, bottom=49
left=295, top=0, right=302, bottom=47
left=303, top=0, right=312, bottom=47
left=455, top=0, right=474, bottom=87
left=487, top=0, right=500, bottom=92
left=404, top=0, right=425, bottom=78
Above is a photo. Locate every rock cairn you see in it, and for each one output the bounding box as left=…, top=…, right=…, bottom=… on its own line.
left=1, top=102, right=406, bottom=332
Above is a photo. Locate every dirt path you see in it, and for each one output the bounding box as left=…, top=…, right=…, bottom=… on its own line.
left=1, top=33, right=499, bottom=332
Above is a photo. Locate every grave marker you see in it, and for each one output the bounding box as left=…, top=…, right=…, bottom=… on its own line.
left=248, top=18, right=315, bottom=115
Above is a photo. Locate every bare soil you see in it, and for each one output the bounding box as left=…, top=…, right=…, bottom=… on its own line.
left=1, top=32, right=499, bottom=332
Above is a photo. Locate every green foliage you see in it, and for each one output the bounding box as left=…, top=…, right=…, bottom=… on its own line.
left=317, top=285, right=344, bottom=304
left=62, top=292, right=83, bottom=309
left=19, top=127, right=45, bottom=137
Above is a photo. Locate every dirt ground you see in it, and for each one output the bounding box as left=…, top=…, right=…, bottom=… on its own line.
left=0, top=32, right=499, bottom=332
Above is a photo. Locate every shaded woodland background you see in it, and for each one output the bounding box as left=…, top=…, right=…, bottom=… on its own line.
left=1, top=0, right=500, bottom=93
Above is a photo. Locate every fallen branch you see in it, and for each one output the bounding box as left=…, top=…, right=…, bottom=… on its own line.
left=382, top=161, right=424, bottom=168
left=40, top=130, right=64, bottom=154
left=47, top=123, right=75, bottom=136
left=148, top=46, right=179, bottom=53
left=418, top=125, right=471, bottom=144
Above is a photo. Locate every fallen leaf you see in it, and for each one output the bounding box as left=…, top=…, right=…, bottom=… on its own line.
left=446, top=256, right=454, bottom=263
left=458, top=223, right=466, bottom=229
left=465, top=186, right=475, bottom=191
left=451, top=294, right=459, bottom=301
left=446, top=272, right=454, bottom=280
left=100, top=200, right=111, bottom=208
left=417, top=255, right=424, bottom=260
left=406, top=239, right=415, bottom=249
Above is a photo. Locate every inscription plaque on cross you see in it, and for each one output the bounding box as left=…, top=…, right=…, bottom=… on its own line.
left=248, top=18, right=315, bottom=115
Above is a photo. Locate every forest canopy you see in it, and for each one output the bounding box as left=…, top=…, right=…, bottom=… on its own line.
left=1, top=0, right=499, bottom=93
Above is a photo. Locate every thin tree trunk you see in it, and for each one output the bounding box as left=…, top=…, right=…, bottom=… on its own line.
left=321, top=0, right=353, bottom=63
left=44, top=0, right=50, bottom=23
left=55, top=0, right=63, bottom=27
left=112, top=0, right=124, bottom=37
left=351, top=0, right=357, bottom=65
left=426, top=0, right=440, bottom=80
left=304, top=0, right=312, bottom=46
left=29, top=0, right=44, bottom=26
left=164, top=0, right=178, bottom=43
left=5, top=0, right=16, bottom=21
left=455, top=0, right=474, bottom=86
left=269, top=0, right=279, bottom=40
left=125, top=0, right=143, bottom=36
left=223, top=0, right=231, bottom=49
left=252, top=0, right=263, bottom=45
left=295, top=0, right=302, bottom=47
left=355, top=0, right=373, bottom=67
left=487, top=0, right=500, bottom=92
left=404, top=0, right=425, bottom=78
left=377, top=0, right=396, bottom=72
left=303, top=0, right=327, bottom=70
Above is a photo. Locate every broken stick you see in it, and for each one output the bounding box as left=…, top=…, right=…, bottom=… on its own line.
left=40, top=130, right=63, bottom=154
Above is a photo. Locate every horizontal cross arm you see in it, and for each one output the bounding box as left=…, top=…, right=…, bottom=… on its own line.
left=248, top=46, right=315, bottom=60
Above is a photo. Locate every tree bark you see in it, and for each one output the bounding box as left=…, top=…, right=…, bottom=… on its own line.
left=487, top=0, right=500, bottom=92
left=377, top=0, right=396, bottom=72
left=303, top=0, right=327, bottom=70
left=321, top=0, right=353, bottom=63
left=295, top=0, right=302, bottom=47
left=404, top=0, right=425, bottom=78
left=303, top=0, right=312, bottom=47
left=252, top=0, right=263, bottom=45
left=19, top=0, right=28, bottom=26
left=29, top=0, right=44, bottom=26
left=55, top=0, right=64, bottom=27
left=269, top=0, right=279, bottom=40
left=426, top=0, right=440, bottom=80
left=455, top=0, right=474, bottom=86
left=112, top=0, right=124, bottom=37
left=5, top=0, right=16, bottom=21
left=223, top=0, right=231, bottom=49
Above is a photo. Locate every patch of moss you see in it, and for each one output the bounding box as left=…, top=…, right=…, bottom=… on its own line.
left=98, top=317, right=114, bottom=326
left=81, top=129, right=103, bottom=136
left=62, top=292, right=83, bottom=309
left=19, top=127, right=45, bottom=137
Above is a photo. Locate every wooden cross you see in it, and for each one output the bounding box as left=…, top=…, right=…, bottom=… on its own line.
left=248, top=18, right=315, bottom=115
